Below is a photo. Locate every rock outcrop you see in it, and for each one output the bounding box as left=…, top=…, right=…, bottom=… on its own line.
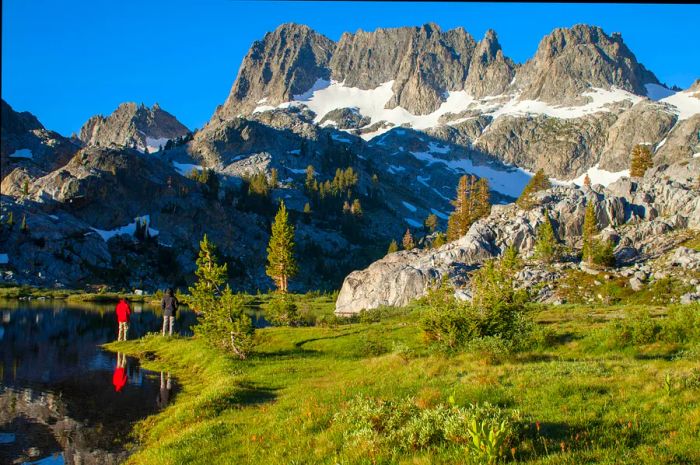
left=514, top=25, right=659, bottom=104
left=335, top=159, right=700, bottom=314
left=79, top=102, right=190, bottom=152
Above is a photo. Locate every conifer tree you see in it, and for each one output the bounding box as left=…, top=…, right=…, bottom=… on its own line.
left=387, top=240, right=399, bottom=254
left=516, top=169, right=551, bottom=210
left=581, top=202, right=598, bottom=265
left=446, top=175, right=491, bottom=242
left=402, top=229, right=415, bottom=250
left=270, top=168, right=279, bottom=188
left=583, top=174, right=592, bottom=188
left=305, top=165, right=315, bottom=191
left=20, top=214, right=28, bottom=233
left=188, top=235, right=254, bottom=359
left=474, top=178, right=491, bottom=219
left=6, top=211, right=14, bottom=228
left=630, top=144, right=653, bottom=177
left=432, top=232, right=447, bottom=249
left=22, top=180, right=29, bottom=197
left=424, top=213, right=438, bottom=233
left=266, top=201, right=297, bottom=293
left=351, top=199, right=363, bottom=216
left=144, top=146, right=150, bottom=155
left=533, top=210, right=560, bottom=263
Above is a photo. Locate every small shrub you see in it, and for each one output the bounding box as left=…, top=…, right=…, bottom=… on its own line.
left=263, top=293, right=300, bottom=326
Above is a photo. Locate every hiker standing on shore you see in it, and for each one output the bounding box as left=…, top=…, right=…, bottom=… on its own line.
left=161, top=288, right=178, bottom=336
left=115, top=297, right=132, bottom=341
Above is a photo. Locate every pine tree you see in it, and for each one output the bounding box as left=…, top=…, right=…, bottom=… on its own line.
left=22, top=180, right=29, bottom=197
left=144, top=146, right=150, bottom=155
left=188, top=235, right=254, bottom=359
left=446, top=175, right=491, bottom=242
left=305, top=165, right=316, bottom=191
left=270, top=168, right=279, bottom=188
left=533, top=210, right=560, bottom=263
left=424, top=213, right=438, bottom=233
left=402, top=229, right=415, bottom=250
left=20, top=214, right=28, bottom=233
left=6, top=211, right=14, bottom=227
left=583, top=174, right=592, bottom=188
left=630, top=144, right=653, bottom=177
left=266, top=201, right=297, bottom=293
left=351, top=199, right=363, bottom=216
left=303, top=202, right=312, bottom=219
left=517, top=169, right=551, bottom=210
left=581, top=202, right=598, bottom=265
left=387, top=240, right=399, bottom=254
left=474, top=178, right=491, bottom=219
left=432, top=232, right=447, bottom=249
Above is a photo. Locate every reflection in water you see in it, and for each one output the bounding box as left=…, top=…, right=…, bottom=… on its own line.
left=0, top=300, right=193, bottom=465
left=112, top=353, right=128, bottom=393
left=157, top=372, right=172, bottom=409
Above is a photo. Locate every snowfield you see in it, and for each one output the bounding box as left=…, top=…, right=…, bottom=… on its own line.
left=553, top=164, right=629, bottom=187
left=9, top=149, right=33, bottom=159
left=91, top=215, right=159, bottom=242
left=249, top=80, right=697, bottom=142
left=172, top=161, right=203, bottom=176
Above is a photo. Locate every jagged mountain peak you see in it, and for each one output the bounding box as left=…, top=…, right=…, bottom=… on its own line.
left=516, top=24, right=660, bottom=103
left=79, top=101, right=190, bottom=153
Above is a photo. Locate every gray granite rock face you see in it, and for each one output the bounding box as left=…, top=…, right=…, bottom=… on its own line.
left=514, top=24, right=659, bottom=104
left=216, top=23, right=335, bottom=118
left=79, top=102, right=189, bottom=151
left=335, top=159, right=700, bottom=314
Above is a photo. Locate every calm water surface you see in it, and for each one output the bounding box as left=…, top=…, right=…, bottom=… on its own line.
left=0, top=299, right=197, bottom=465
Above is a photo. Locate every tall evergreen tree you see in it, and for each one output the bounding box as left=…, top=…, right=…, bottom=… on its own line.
left=516, top=169, right=551, bottom=210
left=630, top=144, right=653, bottom=177
left=432, top=232, right=447, bottom=249
left=446, top=175, right=491, bottom=242
left=270, top=168, right=279, bottom=188
left=387, top=239, right=399, bottom=255
left=266, top=201, right=297, bottom=293
left=20, top=214, right=28, bottom=233
left=581, top=202, right=598, bottom=265
left=188, top=235, right=254, bottom=359
left=6, top=211, right=14, bottom=227
left=533, top=210, right=560, bottom=263
left=402, top=229, right=415, bottom=250
left=351, top=199, right=363, bottom=216
left=424, top=213, right=438, bottom=233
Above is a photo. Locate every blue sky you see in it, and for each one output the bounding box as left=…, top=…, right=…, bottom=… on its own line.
left=2, top=1, right=699, bottom=136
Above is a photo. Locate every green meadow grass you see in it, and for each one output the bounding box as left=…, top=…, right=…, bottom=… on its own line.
left=105, top=300, right=700, bottom=465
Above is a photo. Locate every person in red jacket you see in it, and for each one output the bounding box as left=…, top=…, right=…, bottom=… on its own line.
left=115, top=298, right=132, bottom=341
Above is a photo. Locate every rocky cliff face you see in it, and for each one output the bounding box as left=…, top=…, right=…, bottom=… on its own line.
left=335, top=159, right=700, bottom=314
left=515, top=25, right=659, bottom=104
left=79, top=102, right=190, bottom=152
left=212, top=22, right=698, bottom=181
left=216, top=23, right=335, bottom=118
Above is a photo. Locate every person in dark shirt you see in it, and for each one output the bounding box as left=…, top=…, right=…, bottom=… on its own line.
left=161, top=288, right=178, bottom=336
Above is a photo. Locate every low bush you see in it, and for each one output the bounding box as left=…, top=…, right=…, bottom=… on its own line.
left=263, top=293, right=300, bottom=326
left=607, top=304, right=700, bottom=347
left=334, top=395, right=521, bottom=461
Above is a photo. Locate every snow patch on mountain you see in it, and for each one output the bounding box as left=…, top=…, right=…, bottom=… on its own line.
left=172, top=161, right=203, bottom=176
left=660, top=90, right=700, bottom=121
left=9, top=149, right=33, bottom=159
left=405, top=218, right=422, bottom=228
left=402, top=201, right=417, bottom=212
left=91, top=215, right=159, bottom=242
left=145, top=137, right=170, bottom=153
left=555, top=164, right=629, bottom=187
left=409, top=150, right=531, bottom=198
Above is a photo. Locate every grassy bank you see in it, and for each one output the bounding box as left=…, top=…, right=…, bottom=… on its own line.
left=0, top=285, right=151, bottom=302
left=106, top=301, right=700, bottom=465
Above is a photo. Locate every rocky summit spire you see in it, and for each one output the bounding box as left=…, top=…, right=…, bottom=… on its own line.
left=79, top=102, right=190, bottom=152
left=515, top=24, right=660, bottom=104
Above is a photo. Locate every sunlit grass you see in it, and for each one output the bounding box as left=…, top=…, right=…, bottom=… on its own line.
left=105, top=301, right=700, bottom=465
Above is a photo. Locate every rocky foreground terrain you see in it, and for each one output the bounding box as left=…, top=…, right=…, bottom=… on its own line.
left=336, top=159, right=700, bottom=314
left=1, top=22, right=698, bottom=292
